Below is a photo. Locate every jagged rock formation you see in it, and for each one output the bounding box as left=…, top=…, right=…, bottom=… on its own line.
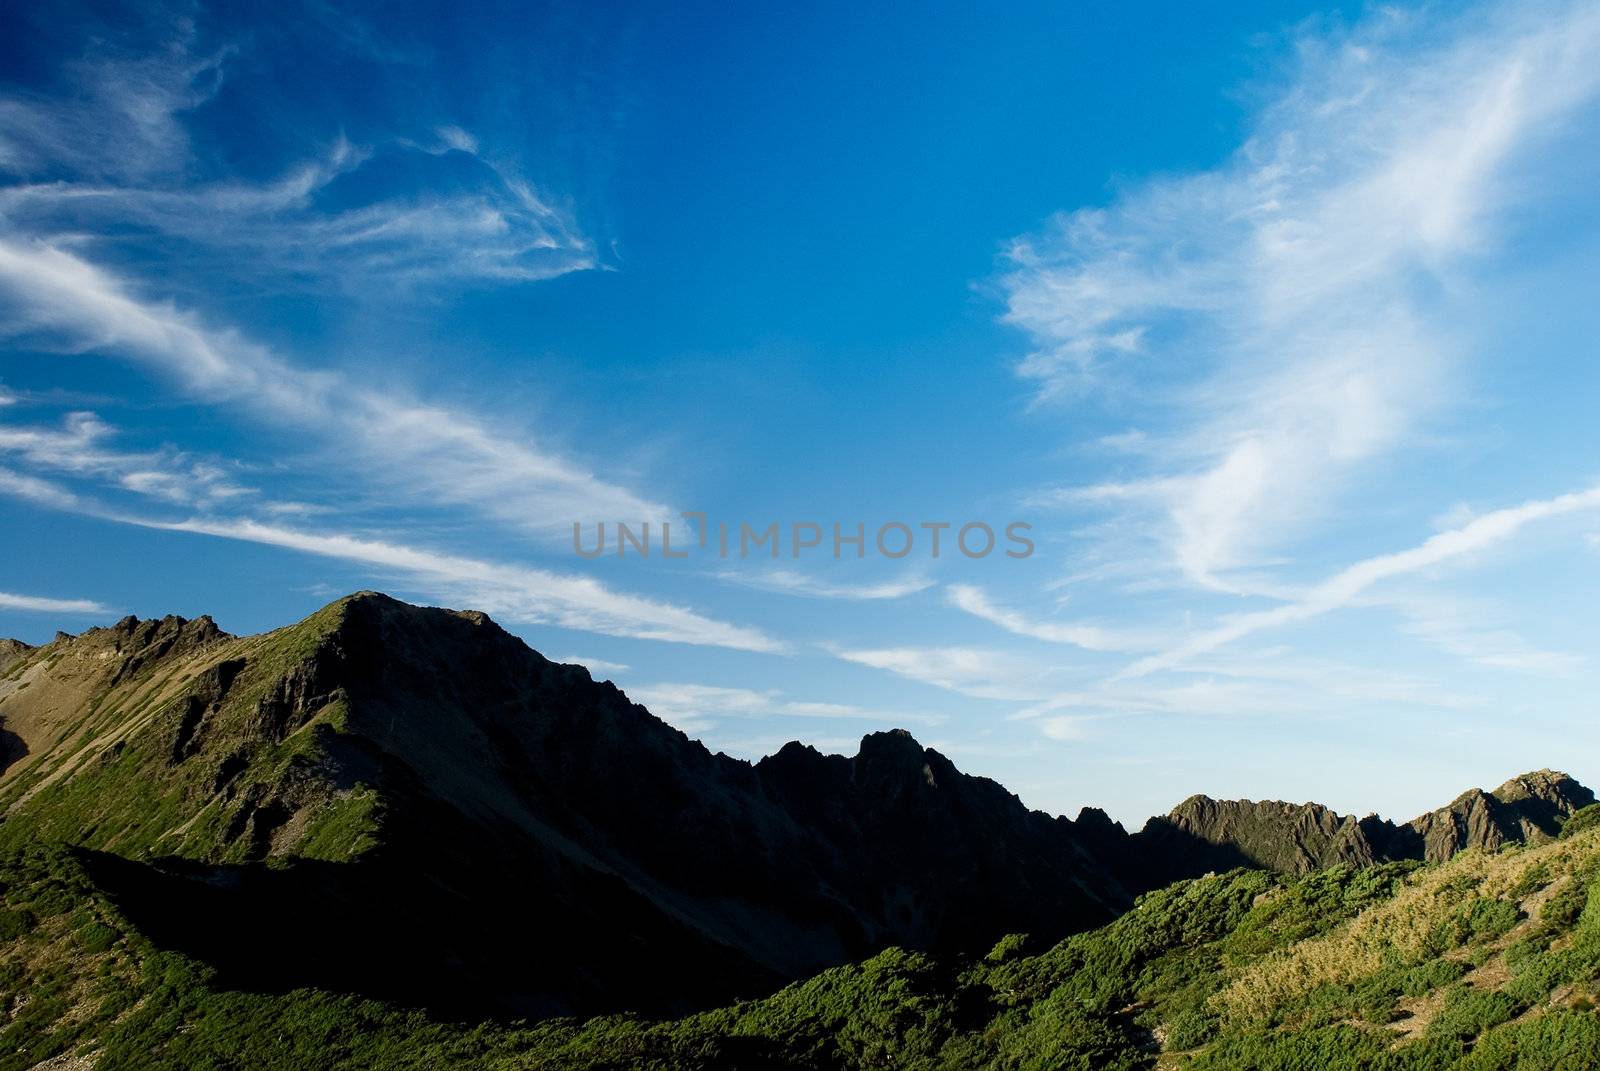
left=1406, top=771, right=1595, bottom=862
left=0, top=637, right=31, bottom=675
left=1111, top=770, right=1595, bottom=884
left=0, top=592, right=1126, bottom=1017
left=1130, top=796, right=1379, bottom=884
left=755, top=732, right=1120, bottom=954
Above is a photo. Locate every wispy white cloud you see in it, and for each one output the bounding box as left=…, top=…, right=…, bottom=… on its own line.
left=0, top=410, right=253, bottom=508
left=776, top=700, right=943, bottom=726
left=0, top=590, right=111, bottom=615
left=1040, top=716, right=1092, bottom=742
left=624, top=680, right=942, bottom=736
left=1164, top=648, right=1483, bottom=710
left=1004, top=0, right=1600, bottom=587
left=1016, top=649, right=1480, bottom=727
left=1387, top=592, right=1583, bottom=675
left=1, top=145, right=594, bottom=289
left=552, top=655, right=631, bottom=677
left=1117, top=483, right=1600, bottom=678
left=0, top=25, right=592, bottom=289
left=140, top=515, right=781, bottom=653
left=0, top=461, right=776, bottom=652
left=0, top=20, right=227, bottom=182
left=621, top=682, right=770, bottom=733
left=434, top=125, right=480, bottom=155
left=946, top=583, right=1143, bottom=652
left=719, top=567, right=934, bottom=601
left=0, top=239, right=667, bottom=536
left=0, top=464, right=88, bottom=511
left=830, top=644, right=1050, bottom=701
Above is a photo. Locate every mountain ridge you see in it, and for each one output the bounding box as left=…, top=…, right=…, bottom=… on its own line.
left=0, top=591, right=1593, bottom=1022
left=6, top=593, right=1587, bottom=847
left=1112, top=768, right=1594, bottom=885
left=0, top=592, right=1128, bottom=1016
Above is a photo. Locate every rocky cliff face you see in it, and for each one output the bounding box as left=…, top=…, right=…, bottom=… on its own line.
left=0, top=637, right=31, bottom=676
left=1406, top=771, right=1594, bottom=862
left=1111, top=769, right=1595, bottom=883
left=754, top=732, right=1119, bottom=955
left=1131, top=796, right=1378, bottom=883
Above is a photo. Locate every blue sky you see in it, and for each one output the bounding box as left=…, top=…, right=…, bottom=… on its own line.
left=2, top=0, right=1598, bottom=825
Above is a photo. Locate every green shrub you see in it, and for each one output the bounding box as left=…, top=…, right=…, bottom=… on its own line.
left=1509, top=863, right=1550, bottom=899
left=1401, top=958, right=1471, bottom=997
left=75, top=920, right=118, bottom=953
left=0, top=907, right=35, bottom=940
left=1430, top=986, right=1519, bottom=1041
left=1468, top=898, right=1523, bottom=942
left=1222, top=863, right=1414, bottom=959
left=1542, top=875, right=1590, bottom=929
left=1163, top=1006, right=1217, bottom=1050
left=1581, top=871, right=1600, bottom=935
left=985, top=932, right=1031, bottom=964
left=990, top=998, right=1144, bottom=1071
left=1427, top=896, right=1524, bottom=953
left=1561, top=805, right=1600, bottom=841
left=1459, top=1010, right=1600, bottom=1070
left=1187, top=1025, right=1396, bottom=1071
left=5, top=830, right=1600, bottom=1071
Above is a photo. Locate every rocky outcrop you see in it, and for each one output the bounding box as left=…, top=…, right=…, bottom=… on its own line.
left=0, top=638, right=31, bottom=676
left=752, top=731, right=1123, bottom=956
left=104, top=613, right=228, bottom=685
left=1406, top=771, right=1594, bottom=863
left=1108, top=770, right=1597, bottom=885
left=1135, top=796, right=1379, bottom=882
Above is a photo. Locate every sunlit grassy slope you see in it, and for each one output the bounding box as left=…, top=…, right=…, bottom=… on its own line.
left=5, top=805, right=1599, bottom=1070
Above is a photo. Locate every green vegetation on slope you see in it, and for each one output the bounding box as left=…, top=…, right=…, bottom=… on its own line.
left=0, top=607, right=380, bottom=868
left=4, top=822, right=1600, bottom=1069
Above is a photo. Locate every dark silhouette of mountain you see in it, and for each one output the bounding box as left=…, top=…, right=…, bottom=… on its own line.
left=0, top=593, right=1126, bottom=1018
left=0, top=592, right=1592, bottom=1021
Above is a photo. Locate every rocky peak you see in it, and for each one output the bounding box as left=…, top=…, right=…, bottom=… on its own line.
left=0, top=638, right=32, bottom=675
left=1493, top=769, right=1593, bottom=809
left=86, top=612, right=228, bottom=657
left=1120, top=769, right=1598, bottom=885
left=851, top=729, right=939, bottom=794
left=1404, top=770, right=1596, bottom=863
left=1143, top=795, right=1376, bottom=878
left=1074, top=806, right=1124, bottom=836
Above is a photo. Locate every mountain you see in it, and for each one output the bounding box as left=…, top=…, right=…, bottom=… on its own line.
left=0, top=592, right=1126, bottom=1018
left=3, top=591, right=1599, bottom=1068
left=5, top=795, right=1600, bottom=1069
left=1109, top=771, right=1596, bottom=886
left=1407, top=770, right=1595, bottom=862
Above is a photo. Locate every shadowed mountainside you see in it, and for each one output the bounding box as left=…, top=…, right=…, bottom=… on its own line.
left=0, top=592, right=1126, bottom=1017
left=0, top=591, right=1592, bottom=1023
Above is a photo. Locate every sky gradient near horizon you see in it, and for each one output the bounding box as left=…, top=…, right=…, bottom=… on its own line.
left=2, top=0, right=1598, bottom=826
